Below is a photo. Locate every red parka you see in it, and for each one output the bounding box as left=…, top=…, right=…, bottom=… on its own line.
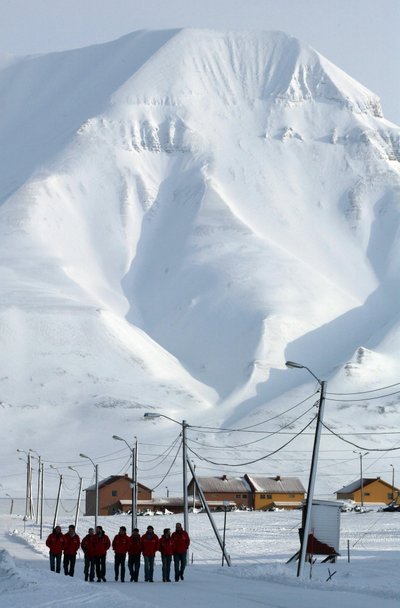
left=46, top=532, right=65, bottom=555
left=140, top=532, right=159, bottom=557
left=63, top=532, right=81, bottom=556
left=159, top=535, right=174, bottom=556
left=112, top=533, right=130, bottom=555
left=95, top=532, right=111, bottom=557
left=81, top=533, right=97, bottom=558
left=171, top=530, right=190, bottom=554
left=128, top=535, right=142, bottom=556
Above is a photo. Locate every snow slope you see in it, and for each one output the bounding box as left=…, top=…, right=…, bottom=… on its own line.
left=1, top=29, right=400, bottom=495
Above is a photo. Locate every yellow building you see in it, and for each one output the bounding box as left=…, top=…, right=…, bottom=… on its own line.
left=336, top=477, right=398, bottom=505
left=245, top=475, right=305, bottom=510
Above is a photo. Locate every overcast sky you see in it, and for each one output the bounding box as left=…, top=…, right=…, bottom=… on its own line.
left=1, top=0, right=399, bottom=124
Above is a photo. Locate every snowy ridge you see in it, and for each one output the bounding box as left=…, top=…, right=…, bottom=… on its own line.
left=1, top=29, right=400, bottom=494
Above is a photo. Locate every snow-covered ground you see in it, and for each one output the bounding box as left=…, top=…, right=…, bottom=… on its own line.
left=1, top=510, right=400, bottom=607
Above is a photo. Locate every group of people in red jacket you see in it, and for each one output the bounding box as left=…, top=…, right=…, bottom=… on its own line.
left=45, top=522, right=190, bottom=583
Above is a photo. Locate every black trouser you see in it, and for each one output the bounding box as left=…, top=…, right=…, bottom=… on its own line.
left=84, top=555, right=95, bottom=581
left=128, top=554, right=141, bottom=581
left=49, top=552, right=62, bottom=573
left=174, top=552, right=187, bottom=580
left=114, top=553, right=126, bottom=581
left=63, top=554, right=76, bottom=577
left=95, top=555, right=107, bottom=580
left=161, top=554, right=172, bottom=581
left=143, top=556, right=155, bottom=581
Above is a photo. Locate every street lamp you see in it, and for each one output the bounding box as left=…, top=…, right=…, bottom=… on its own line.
left=80, top=453, right=99, bottom=529
left=49, top=465, right=63, bottom=529
left=17, top=449, right=34, bottom=519
left=353, top=451, right=369, bottom=508
left=112, top=435, right=138, bottom=532
left=68, top=466, right=83, bottom=530
left=5, top=493, right=14, bottom=515
left=390, top=464, right=395, bottom=502
left=285, top=360, right=327, bottom=578
left=29, top=449, right=41, bottom=524
left=144, top=412, right=189, bottom=534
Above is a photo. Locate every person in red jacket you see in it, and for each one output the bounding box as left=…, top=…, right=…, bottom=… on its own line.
left=81, top=527, right=97, bottom=582
left=46, top=525, right=64, bottom=573
left=94, top=525, right=111, bottom=582
left=63, top=524, right=80, bottom=577
left=128, top=528, right=142, bottom=582
left=171, top=522, right=190, bottom=582
left=112, top=526, right=130, bottom=582
left=159, top=528, right=174, bottom=582
left=140, top=525, right=159, bottom=582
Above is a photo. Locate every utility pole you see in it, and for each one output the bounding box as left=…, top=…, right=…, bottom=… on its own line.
left=39, top=462, right=44, bottom=539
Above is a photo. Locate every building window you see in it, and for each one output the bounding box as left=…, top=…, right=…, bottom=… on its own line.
left=260, top=494, right=266, bottom=499
left=388, top=493, right=394, bottom=500
left=242, top=494, right=247, bottom=498
left=235, top=494, right=241, bottom=498
left=112, top=490, right=118, bottom=497
left=364, top=492, right=370, bottom=496
left=267, top=494, right=272, bottom=499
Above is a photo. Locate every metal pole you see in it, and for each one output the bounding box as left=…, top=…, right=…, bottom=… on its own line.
left=182, top=420, right=189, bottom=534
left=40, top=463, right=44, bottom=539
left=36, top=456, right=41, bottom=524
left=188, top=459, right=231, bottom=566
left=6, top=494, right=13, bottom=515
left=133, top=439, right=138, bottom=529
left=24, top=454, right=29, bottom=519
left=29, top=455, right=35, bottom=519
left=53, top=474, right=63, bottom=529
left=131, top=446, right=135, bottom=534
left=95, top=464, right=99, bottom=530
left=360, top=454, right=364, bottom=508
left=222, top=506, right=227, bottom=566
left=193, top=463, right=196, bottom=509
left=75, top=476, right=83, bottom=530
left=390, top=464, right=394, bottom=502
left=297, top=380, right=327, bottom=577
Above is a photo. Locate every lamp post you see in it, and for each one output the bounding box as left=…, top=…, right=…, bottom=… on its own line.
left=144, top=413, right=189, bottom=534
left=390, top=464, right=395, bottom=502
left=353, top=451, right=369, bottom=508
left=68, top=466, right=83, bottom=530
left=112, top=435, right=138, bottom=532
left=29, top=449, right=41, bottom=524
left=49, top=465, right=63, bottom=529
left=165, top=486, right=169, bottom=498
left=17, top=449, right=34, bottom=520
left=80, top=453, right=99, bottom=529
left=285, top=360, right=327, bottom=578
left=5, top=493, right=14, bottom=515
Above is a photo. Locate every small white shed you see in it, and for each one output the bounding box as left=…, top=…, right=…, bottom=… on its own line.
left=306, top=499, right=343, bottom=554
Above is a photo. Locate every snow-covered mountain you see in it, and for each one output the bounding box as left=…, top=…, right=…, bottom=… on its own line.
left=1, top=29, right=400, bottom=497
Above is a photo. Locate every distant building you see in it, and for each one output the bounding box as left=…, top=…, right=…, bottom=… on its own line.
left=336, top=477, right=398, bottom=505
left=188, top=475, right=252, bottom=509
left=108, top=497, right=202, bottom=516
left=245, top=475, right=305, bottom=510
left=84, top=474, right=152, bottom=516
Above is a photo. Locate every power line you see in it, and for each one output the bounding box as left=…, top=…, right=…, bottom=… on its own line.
left=187, top=402, right=317, bottom=450
left=187, top=415, right=317, bottom=467
left=326, top=388, right=400, bottom=402
left=150, top=439, right=183, bottom=491
left=189, top=392, right=318, bottom=434
left=322, top=422, right=400, bottom=452
left=327, top=380, right=400, bottom=396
